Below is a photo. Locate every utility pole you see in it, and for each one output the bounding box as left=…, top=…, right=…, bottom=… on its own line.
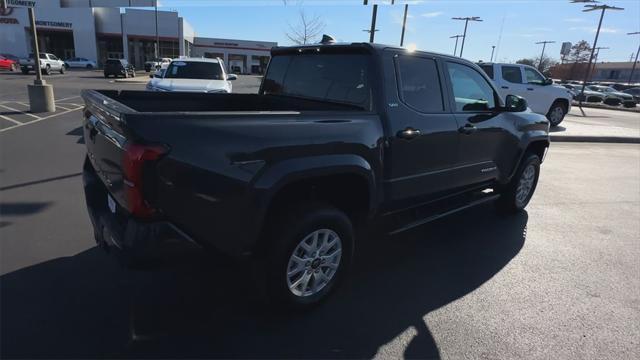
left=368, top=4, right=378, bottom=43
left=450, top=35, right=464, bottom=56
left=490, top=45, right=496, bottom=62
left=24, top=5, right=55, bottom=112
left=400, top=4, right=409, bottom=46
left=628, top=32, right=640, bottom=85
left=535, top=40, right=556, bottom=71
left=452, top=16, right=482, bottom=57
left=155, top=0, right=159, bottom=59
left=573, top=3, right=624, bottom=114
left=590, top=46, right=609, bottom=81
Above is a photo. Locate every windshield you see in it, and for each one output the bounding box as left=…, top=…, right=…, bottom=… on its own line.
left=164, top=61, right=223, bottom=80
left=262, top=53, right=371, bottom=109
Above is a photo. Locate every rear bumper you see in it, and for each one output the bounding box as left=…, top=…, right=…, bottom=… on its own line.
left=83, top=157, right=198, bottom=262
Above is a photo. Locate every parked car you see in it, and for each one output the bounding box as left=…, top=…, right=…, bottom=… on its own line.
left=145, top=57, right=237, bottom=93
left=144, top=57, right=171, bottom=72
left=587, top=85, right=636, bottom=107
left=561, top=84, right=604, bottom=103
left=64, top=57, right=97, bottom=69
left=622, top=87, right=640, bottom=102
left=478, top=63, right=572, bottom=126
left=0, top=54, right=18, bottom=71
left=103, top=58, right=135, bottom=78
left=81, top=42, right=549, bottom=308
left=19, top=53, right=65, bottom=75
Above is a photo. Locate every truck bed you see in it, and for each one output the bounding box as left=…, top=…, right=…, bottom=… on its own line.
left=91, top=90, right=367, bottom=113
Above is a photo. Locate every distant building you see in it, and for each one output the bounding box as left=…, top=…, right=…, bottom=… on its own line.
left=550, top=61, right=639, bottom=83
left=591, top=62, right=640, bottom=83
left=191, top=38, right=277, bottom=75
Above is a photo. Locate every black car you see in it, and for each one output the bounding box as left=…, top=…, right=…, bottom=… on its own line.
left=82, top=42, right=549, bottom=309
left=103, top=58, right=135, bottom=78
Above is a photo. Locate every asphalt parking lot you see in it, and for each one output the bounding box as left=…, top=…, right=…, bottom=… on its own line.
left=1, top=69, right=639, bottom=359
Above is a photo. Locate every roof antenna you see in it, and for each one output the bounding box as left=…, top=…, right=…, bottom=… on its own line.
left=320, top=34, right=337, bottom=44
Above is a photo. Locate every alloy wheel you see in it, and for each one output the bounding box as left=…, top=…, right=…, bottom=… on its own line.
left=515, top=164, right=536, bottom=208
left=286, top=229, right=342, bottom=297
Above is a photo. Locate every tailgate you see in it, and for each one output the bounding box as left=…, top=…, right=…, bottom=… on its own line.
left=82, top=90, right=136, bottom=211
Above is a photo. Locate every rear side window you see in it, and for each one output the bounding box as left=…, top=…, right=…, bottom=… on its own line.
left=263, top=53, right=371, bottom=109
left=479, top=64, right=494, bottom=79
left=502, top=66, right=522, bottom=83
left=395, top=55, right=444, bottom=113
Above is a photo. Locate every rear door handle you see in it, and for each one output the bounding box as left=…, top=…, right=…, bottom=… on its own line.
left=397, top=127, right=421, bottom=140
left=527, top=88, right=534, bottom=91
left=458, top=123, right=477, bottom=135
left=501, top=86, right=509, bottom=89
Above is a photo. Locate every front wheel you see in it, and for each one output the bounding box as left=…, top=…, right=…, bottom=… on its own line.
left=546, top=101, right=567, bottom=127
left=59, top=65, right=65, bottom=74
left=496, top=153, right=541, bottom=214
left=264, top=203, right=354, bottom=309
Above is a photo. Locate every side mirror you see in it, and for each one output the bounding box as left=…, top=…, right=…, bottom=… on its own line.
left=227, top=74, right=237, bottom=81
left=543, top=78, right=553, bottom=86
left=505, top=95, right=528, bottom=112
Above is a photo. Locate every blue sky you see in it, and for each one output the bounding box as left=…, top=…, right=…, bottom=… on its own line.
left=157, top=0, right=640, bottom=63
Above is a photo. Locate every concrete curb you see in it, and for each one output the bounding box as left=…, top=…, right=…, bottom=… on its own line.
left=572, top=102, right=640, bottom=113
left=550, top=135, right=640, bottom=144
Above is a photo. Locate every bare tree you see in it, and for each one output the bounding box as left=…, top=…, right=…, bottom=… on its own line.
left=285, top=10, right=326, bottom=45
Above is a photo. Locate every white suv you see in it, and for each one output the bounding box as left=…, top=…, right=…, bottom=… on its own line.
left=478, top=63, right=573, bottom=126
left=146, top=57, right=237, bottom=93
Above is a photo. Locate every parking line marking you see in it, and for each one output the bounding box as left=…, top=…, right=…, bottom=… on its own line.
left=0, top=104, right=42, bottom=120
left=0, top=107, right=82, bottom=133
left=56, top=104, right=71, bottom=111
left=0, top=114, right=21, bottom=125
left=55, top=95, right=80, bottom=102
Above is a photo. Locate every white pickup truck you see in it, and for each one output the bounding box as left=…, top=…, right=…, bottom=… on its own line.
left=478, top=63, right=572, bottom=126
left=20, top=52, right=65, bottom=75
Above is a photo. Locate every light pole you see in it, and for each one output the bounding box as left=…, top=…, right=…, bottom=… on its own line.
left=400, top=4, right=409, bottom=46
left=628, top=32, right=640, bottom=84
left=452, top=16, right=482, bottom=57
left=490, top=45, right=496, bottom=62
left=154, top=0, right=159, bottom=59
left=535, top=40, right=555, bottom=71
left=574, top=2, right=624, bottom=112
left=365, top=3, right=378, bottom=43
left=450, top=35, right=463, bottom=56
left=590, top=46, right=609, bottom=80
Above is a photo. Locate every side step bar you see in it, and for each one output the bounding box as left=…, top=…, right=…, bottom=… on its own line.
left=388, top=193, right=500, bottom=236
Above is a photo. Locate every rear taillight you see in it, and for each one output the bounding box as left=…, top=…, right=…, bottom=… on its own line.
left=122, top=143, right=168, bottom=219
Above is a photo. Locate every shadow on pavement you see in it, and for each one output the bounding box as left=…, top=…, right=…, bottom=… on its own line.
left=66, top=126, right=84, bottom=144
left=0, top=202, right=52, bottom=216
left=1, top=204, right=528, bottom=359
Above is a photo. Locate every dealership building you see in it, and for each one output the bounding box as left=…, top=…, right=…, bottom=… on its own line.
left=0, top=0, right=277, bottom=73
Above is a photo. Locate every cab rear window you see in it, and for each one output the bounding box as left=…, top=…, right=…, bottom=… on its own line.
left=263, top=53, right=371, bottom=109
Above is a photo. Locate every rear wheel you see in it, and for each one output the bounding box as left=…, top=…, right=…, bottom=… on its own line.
left=546, top=100, right=567, bottom=126
left=496, top=153, right=541, bottom=214
left=263, top=203, right=354, bottom=309
left=59, top=65, right=65, bottom=74
left=43, top=64, right=51, bottom=75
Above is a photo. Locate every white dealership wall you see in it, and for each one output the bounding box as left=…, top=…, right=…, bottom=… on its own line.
left=0, top=5, right=98, bottom=61
left=192, top=37, right=277, bottom=73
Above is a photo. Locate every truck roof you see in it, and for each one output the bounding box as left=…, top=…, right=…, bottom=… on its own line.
left=271, top=42, right=461, bottom=62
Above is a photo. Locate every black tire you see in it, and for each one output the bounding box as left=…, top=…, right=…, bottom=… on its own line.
left=131, top=71, right=136, bottom=78
left=64, top=63, right=69, bottom=69
left=86, top=64, right=93, bottom=69
left=546, top=100, right=567, bottom=127
left=496, top=153, right=541, bottom=214
left=59, top=65, right=65, bottom=74
left=263, top=203, right=354, bottom=309
left=21, top=69, right=29, bottom=75
left=43, top=64, right=50, bottom=75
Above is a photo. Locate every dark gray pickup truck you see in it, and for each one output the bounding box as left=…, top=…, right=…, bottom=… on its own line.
left=82, top=42, right=549, bottom=308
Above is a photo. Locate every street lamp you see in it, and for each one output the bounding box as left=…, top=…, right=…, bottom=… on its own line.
left=535, top=40, right=555, bottom=71
left=450, top=35, right=464, bottom=56
left=573, top=2, right=624, bottom=112
left=452, top=16, right=482, bottom=57
left=628, top=32, right=640, bottom=85
left=490, top=45, right=496, bottom=62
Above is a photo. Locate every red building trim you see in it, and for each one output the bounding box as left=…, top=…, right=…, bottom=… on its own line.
left=192, top=44, right=272, bottom=52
